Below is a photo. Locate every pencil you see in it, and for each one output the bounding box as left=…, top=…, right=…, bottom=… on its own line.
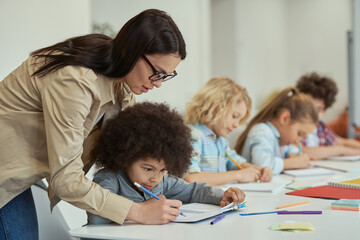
left=225, top=152, right=244, bottom=170
left=276, top=200, right=310, bottom=209
left=134, top=182, right=185, bottom=216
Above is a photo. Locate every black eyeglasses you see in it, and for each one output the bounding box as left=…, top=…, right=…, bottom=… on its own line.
left=142, top=55, right=177, bottom=82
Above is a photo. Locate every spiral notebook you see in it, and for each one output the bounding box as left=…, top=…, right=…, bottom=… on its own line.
left=327, top=176, right=360, bottom=189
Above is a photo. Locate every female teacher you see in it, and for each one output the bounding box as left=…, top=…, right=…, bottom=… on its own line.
left=0, top=9, right=186, bottom=239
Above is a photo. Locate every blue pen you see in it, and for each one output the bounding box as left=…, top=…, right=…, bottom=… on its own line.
left=210, top=214, right=226, bottom=225
left=240, top=210, right=287, bottom=216
left=134, top=182, right=185, bottom=216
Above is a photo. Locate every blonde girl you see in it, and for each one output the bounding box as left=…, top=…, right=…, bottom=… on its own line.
left=183, top=77, right=273, bottom=186
left=235, top=87, right=318, bottom=175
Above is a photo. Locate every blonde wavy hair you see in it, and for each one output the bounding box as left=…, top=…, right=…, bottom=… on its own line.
left=185, top=76, right=252, bottom=126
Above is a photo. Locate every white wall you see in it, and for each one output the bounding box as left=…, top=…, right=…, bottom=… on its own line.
left=91, top=0, right=212, bottom=113
left=0, top=0, right=92, bottom=80
left=235, top=0, right=288, bottom=113
left=212, top=0, right=351, bottom=122
left=287, top=0, right=351, bottom=121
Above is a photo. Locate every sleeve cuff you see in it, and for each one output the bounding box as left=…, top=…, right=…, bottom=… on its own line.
left=100, top=193, right=133, bottom=224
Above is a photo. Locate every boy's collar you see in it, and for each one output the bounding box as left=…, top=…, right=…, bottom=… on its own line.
left=195, top=122, right=218, bottom=139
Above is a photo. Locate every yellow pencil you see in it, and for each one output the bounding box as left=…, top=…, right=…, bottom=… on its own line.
left=276, top=200, right=310, bottom=209
left=225, top=152, right=244, bottom=170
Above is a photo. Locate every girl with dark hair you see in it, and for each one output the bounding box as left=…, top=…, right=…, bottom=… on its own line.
left=0, top=9, right=186, bottom=238
left=235, top=87, right=318, bottom=175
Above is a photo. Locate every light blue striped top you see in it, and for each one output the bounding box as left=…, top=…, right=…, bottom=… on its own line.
left=241, top=122, right=299, bottom=175
left=188, top=122, right=246, bottom=173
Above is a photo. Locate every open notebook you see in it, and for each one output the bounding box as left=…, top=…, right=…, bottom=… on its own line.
left=325, top=155, right=360, bottom=161
left=221, top=178, right=293, bottom=193
left=283, top=167, right=336, bottom=178
left=173, top=202, right=245, bottom=223
left=312, top=160, right=360, bottom=172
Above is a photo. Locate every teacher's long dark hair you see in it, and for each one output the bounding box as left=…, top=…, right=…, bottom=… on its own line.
left=31, top=9, right=186, bottom=78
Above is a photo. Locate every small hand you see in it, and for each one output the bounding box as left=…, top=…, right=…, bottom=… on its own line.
left=130, top=198, right=182, bottom=224
left=220, top=187, right=246, bottom=207
left=236, top=167, right=261, bottom=183
left=259, top=167, right=273, bottom=182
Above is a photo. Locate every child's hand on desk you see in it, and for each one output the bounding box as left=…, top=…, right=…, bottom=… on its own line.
left=259, top=167, right=273, bottom=182
left=130, top=198, right=182, bottom=224
left=236, top=167, right=261, bottom=183
left=220, top=187, right=246, bottom=207
left=284, top=153, right=311, bottom=169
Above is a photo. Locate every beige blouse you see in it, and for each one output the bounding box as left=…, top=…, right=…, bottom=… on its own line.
left=0, top=55, right=136, bottom=224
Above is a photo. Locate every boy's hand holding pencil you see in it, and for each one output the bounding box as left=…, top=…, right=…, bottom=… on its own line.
left=220, top=187, right=246, bottom=207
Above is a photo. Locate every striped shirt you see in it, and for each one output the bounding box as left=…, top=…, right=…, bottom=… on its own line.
left=188, top=122, right=246, bottom=173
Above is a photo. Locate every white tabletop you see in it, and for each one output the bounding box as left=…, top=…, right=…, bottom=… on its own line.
left=70, top=172, right=360, bottom=240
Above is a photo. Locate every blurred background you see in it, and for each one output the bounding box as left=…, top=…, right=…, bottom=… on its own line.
left=0, top=0, right=354, bottom=121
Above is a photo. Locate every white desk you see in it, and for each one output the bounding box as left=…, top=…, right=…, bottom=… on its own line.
left=70, top=173, right=360, bottom=240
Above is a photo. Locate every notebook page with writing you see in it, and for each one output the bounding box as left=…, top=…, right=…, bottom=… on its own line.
left=173, top=202, right=239, bottom=223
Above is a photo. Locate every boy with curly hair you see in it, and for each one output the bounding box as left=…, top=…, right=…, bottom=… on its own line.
left=296, top=72, right=360, bottom=160
left=87, top=102, right=245, bottom=225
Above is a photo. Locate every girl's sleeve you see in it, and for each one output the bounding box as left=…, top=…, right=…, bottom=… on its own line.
left=286, top=144, right=300, bottom=156
left=247, top=131, right=284, bottom=175
left=162, top=175, right=224, bottom=205
left=42, top=67, right=132, bottom=225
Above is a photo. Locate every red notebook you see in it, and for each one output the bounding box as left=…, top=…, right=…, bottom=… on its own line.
left=286, top=185, right=360, bottom=199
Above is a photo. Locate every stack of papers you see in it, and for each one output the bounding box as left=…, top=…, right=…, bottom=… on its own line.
left=331, top=199, right=360, bottom=211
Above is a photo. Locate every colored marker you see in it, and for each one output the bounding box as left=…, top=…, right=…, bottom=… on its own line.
left=277, top=210, right=322, bottom=215
left=134, top=182, right=185, bottom=216
left=210, top=214, right=226, bottom=225
left=223, top=202, right=247, bottom=213
left=240, top=210, right=287, bottom=216
left=225, top=152, right=244, bottom=170
left=298, top=143, right=302, bottom=154
left=276, top=200, right=310, bottom=209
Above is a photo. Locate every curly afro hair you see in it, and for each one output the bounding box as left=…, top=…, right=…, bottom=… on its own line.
left=92, top=102, right=192, bottom=177
left=296, top=72, right=338, bottom=109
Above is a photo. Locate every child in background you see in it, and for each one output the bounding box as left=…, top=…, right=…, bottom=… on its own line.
left=235, top=87, right=318, bottom=175
left=296, top=72, right=360, bottom=159
left=183, top=77, right=273, bottom=186
left=87, top=102, right=245, bottom=225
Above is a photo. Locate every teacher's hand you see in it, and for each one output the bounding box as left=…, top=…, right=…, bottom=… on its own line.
left=127, top=198, right=182, bottom=224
